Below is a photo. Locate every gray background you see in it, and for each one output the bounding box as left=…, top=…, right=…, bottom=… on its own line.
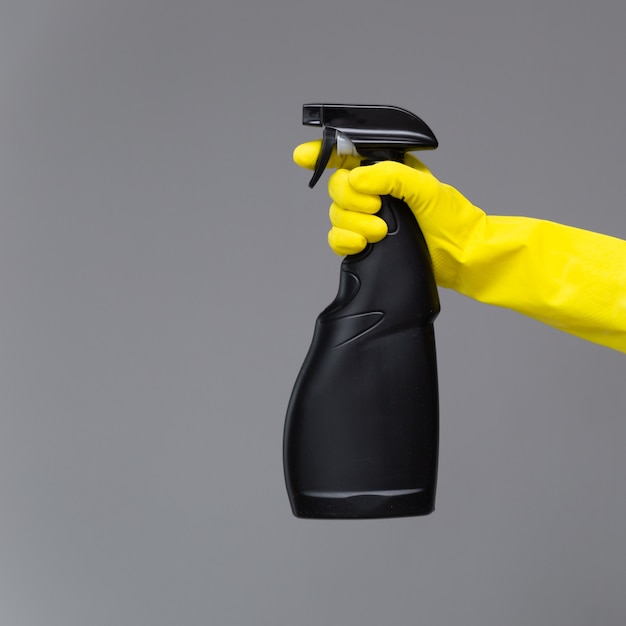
left=1, top=1, right=625, bottom=625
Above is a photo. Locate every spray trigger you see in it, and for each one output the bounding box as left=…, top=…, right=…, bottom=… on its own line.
left=309, top=126, right=337, bottom=188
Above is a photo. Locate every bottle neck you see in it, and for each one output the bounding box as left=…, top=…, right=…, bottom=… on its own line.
left=360, top=148, right=405, bottom=165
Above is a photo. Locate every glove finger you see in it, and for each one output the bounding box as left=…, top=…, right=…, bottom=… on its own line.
left=327, top=226, right=367, bottom=256
left=329, top=202, right=387, bottom=243
left=293, top=140, right=362, bottom=171
left=328, top=169, right=381, bottom=214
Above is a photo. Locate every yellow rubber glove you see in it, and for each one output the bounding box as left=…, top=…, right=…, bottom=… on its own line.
left=293, top=141, right=626, bottom=353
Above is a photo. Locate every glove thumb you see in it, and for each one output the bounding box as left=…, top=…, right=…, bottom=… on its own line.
left=347, top=161, right=440, bottom=216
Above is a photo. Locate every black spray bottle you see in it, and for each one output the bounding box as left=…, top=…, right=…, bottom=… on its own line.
left=284, top=104, right=440, bottom=519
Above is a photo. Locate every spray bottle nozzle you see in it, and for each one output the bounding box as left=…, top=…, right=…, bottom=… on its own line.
left=303, top=103, right=438, bottom=187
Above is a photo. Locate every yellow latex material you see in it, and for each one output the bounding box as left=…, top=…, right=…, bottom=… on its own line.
left=293, top=141, right=626, bottom=353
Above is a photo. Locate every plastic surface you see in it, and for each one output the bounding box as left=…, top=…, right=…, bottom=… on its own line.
left=302, top=103, right=439, bottom=153
left=304, top=103, right=438, bottom=188
left=284, top=104, right=441, bottom=519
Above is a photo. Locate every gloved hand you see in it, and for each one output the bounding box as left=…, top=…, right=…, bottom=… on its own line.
left=293, top=140, right=626, bottom=353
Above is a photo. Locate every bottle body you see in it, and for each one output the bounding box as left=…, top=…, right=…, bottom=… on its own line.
left=283, top=196, right=440, bottom=518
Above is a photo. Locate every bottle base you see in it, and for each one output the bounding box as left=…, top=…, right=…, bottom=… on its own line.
left=289, top=489, right=435, bottom=519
